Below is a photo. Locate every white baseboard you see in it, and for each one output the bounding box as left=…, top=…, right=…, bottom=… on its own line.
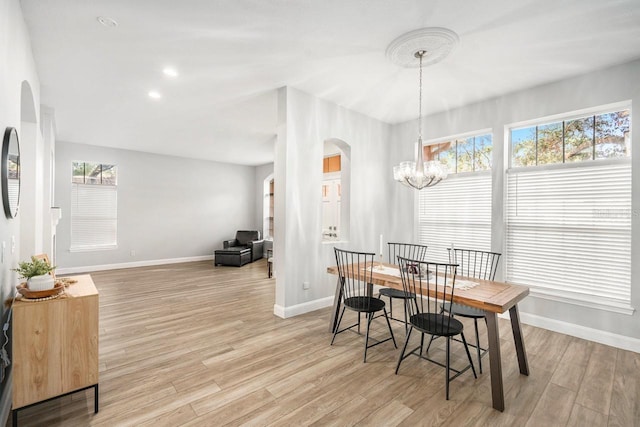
left=518, top=311, right=640, bottom=353
left=56, top=255, right=214, bottom=275
left=0, top=370, right=12, bottom=427
left=274, top=296, right=334, bottom=319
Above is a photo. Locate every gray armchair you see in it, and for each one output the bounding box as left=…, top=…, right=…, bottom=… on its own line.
left=222, top=230, right=264, bottom=262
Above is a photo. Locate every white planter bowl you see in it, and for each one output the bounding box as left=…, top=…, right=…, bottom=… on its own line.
left=27, top=274, right=55, bottom=291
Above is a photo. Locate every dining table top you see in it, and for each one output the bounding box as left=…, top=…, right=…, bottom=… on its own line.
left=326, top=262, right=529, bottom=314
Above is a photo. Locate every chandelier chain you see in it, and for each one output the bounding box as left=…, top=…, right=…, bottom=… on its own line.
left=418, top=51, right=423, bottom=140
left=392, top=47, right=448, bottom=190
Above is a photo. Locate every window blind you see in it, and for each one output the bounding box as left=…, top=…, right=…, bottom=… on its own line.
left=506, top=160, right=632, bottom=312
left=71, top=183, right=117, bottom=250
left=418, top=172, right=492, bottom=263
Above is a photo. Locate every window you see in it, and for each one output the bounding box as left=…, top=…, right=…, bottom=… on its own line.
left=71, top=162, right=118, bottom=251
left=510, top=109, right=630, bottom=167
left=425, top=133, right=493, bottom=173
left=418, top=133, right=493, bottom=262
left=506, top=107, right=632, bottom=313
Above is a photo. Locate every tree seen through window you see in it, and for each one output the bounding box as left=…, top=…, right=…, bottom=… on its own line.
left=510, top=109, right=629, bottom=167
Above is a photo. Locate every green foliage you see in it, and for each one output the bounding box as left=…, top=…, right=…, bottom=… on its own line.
left=13, top=258, right=55, bottom=279
left=72, top=162, right=117, bottom=185
left=511, top=110, right=629, bottom=167
left=430, top=134, right=493, bottom=173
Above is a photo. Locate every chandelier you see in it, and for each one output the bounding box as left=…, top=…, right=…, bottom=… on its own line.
left=387, top=28, right=459, bottom=190
left=393, top=50, right=448, bottom=190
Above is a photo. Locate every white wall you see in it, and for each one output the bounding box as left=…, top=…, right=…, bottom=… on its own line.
left=391, top=59, right=640, bottom=344
left=0, top=0, right=43, bottom=422
left=274, top=87, right=392, bottom=317
left=55, top=141, right=258, bottom=270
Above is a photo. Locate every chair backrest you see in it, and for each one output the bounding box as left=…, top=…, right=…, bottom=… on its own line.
left=388, top=242, right=429, bottom=266
left=398, top=256, right=458, bottom=335
left=447, top=248, right=501, bottom=280
left=236, top=230, right=260, bottom=245
left=334, top=248, right=375, bottom=309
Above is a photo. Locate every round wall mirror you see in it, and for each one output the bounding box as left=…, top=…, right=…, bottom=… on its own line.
left=2, top=127, right=21, bottom=219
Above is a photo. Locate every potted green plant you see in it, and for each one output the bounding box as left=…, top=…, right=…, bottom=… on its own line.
left=14, top=258, right=56, bottom=291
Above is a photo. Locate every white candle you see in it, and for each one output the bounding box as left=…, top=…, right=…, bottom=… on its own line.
left=379, top=234, right=384, bottom=257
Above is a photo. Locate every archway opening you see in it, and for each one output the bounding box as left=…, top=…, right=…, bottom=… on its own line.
left=322, top=138, right=350, bottom=242
left=19, top=80, right=42, bottom=260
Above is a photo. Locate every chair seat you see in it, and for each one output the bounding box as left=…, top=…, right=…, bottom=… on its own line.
left=216, top=247, right=251, bottom=255
left=443, top=302, right=485, bottom=318
left=410, top=313, right=463, bottom=337
left=378, top=287, right=416, bottom=299
left=344, top=296, right=386, bottom=313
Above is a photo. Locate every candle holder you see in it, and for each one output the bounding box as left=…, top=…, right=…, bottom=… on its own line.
left=375, top=253, right=384, bottom=270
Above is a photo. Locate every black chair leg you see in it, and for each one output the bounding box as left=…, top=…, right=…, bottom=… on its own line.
left=474, top=318, right=482, bottom=374
left=395, top=326, right=413, bottom=374
left=460, top=332, right=477, bottom=379
left=382, top=307, right=397, bottom=348
left=331, top=306, right=346, bottom=345
left=363, top=312, right=374, bottom=362
left=402, top=299, right=410, bottom=333
left=445, top=337, right=451, bottom=400
left=425, top=334, right=435, bottom=354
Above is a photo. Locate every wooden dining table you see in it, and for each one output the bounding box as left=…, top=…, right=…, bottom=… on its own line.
left=327, top=262, right=530, bottom=412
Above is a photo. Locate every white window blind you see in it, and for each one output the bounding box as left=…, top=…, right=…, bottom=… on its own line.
left=71, top=183, right=117, bottom=250
left=505, top=160, right=632, bottom=313
left=418, top=172, right=492, bottom=262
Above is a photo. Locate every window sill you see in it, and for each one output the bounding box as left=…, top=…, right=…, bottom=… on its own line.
left=69, top=245, right=118, bottom=253
left=526, top=287, right=635, bottom=316
left=322, top=239, right=348, bottom=245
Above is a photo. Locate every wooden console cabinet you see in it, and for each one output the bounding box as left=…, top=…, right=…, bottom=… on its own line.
left=11, top=274, right=99, bottom=424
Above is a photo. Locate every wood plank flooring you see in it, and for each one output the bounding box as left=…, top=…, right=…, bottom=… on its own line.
left=12, top=260, right=640, bottom=426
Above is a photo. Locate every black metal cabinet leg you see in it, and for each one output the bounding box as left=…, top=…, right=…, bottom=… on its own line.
left=12, top=409, right=17, bottom=427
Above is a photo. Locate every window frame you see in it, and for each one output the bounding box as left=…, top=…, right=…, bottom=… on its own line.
left=415, top=130, right=494, bottom=261
left=504, top=101, right=633, bottom=314
left=70, top=161, right=118, bottom=252
left=508, top=102, right=631, bottom=169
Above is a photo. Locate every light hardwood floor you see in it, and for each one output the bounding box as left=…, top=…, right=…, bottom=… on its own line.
left=12, top=260, right=640, bottom=426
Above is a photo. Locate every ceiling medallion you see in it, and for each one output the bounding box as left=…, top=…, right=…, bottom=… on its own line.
left=386, top=27, right=459, bottom=68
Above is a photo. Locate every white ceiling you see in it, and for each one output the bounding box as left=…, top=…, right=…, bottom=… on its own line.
left=20, top=0, right=640, bottom=166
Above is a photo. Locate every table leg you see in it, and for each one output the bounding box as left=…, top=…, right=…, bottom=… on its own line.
left=94, top=383, right=99, bottom=413
left=509, top=305, right=529, bottom=375
left=485, top=312, right=504, bottom=411
left=329, top=277, right=343, bottom=333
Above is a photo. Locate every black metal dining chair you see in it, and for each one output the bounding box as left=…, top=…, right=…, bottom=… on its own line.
left=331, top=248, right=397, bottom=362
left=377, top=242, right=429, bottom=331
left=441, top=248, right=501, bottom=374
left=395, top=256, right=477, bottom=399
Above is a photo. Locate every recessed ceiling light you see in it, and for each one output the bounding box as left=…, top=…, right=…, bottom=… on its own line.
left=163, top=67, right=178, bottom=78
left=97, top=16, right=118, bottom=28
left=148, top=91, right=162, bottom=100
